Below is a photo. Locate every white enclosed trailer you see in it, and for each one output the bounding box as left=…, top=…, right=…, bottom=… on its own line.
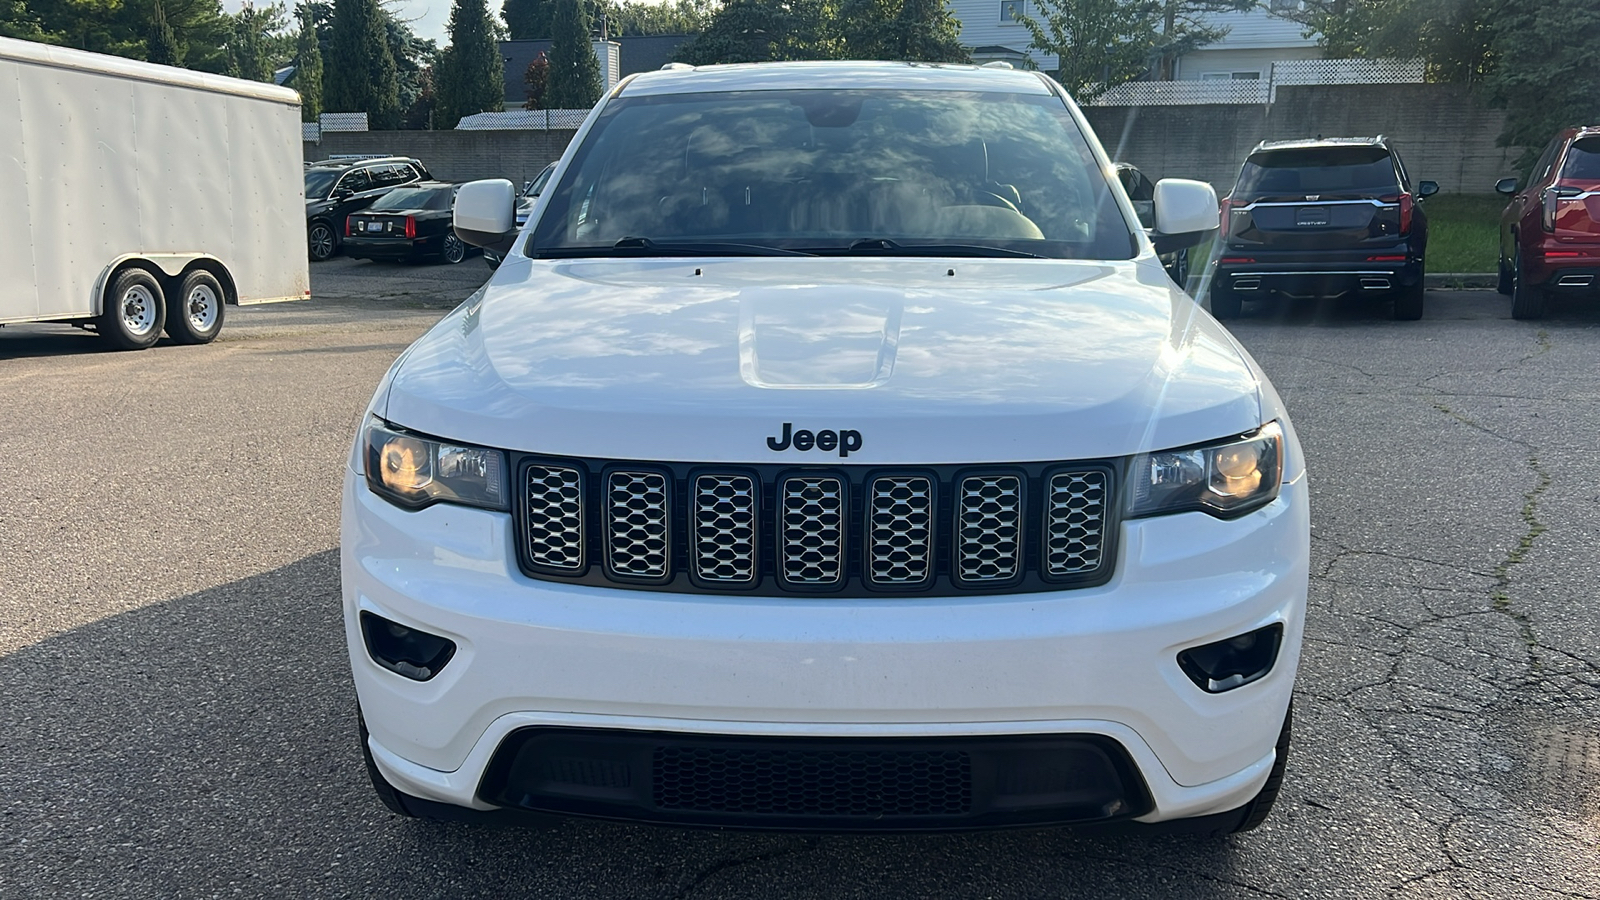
left=0, top=36, right=308, bottom=349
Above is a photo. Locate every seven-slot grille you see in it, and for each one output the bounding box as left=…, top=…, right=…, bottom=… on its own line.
left=516, top=460, right=1116, bottom=594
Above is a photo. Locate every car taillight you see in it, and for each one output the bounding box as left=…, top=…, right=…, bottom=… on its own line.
left=405, top=216, right=416, bottom=239
left=1543, top=189, right=1559, bottom=232
left=344, top=218, right=352, bottom=237
left=1220, top=198, right=1235, bottom=239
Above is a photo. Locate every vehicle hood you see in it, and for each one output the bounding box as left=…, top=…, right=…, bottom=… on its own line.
left=384, top=257, right=1267, bottom=463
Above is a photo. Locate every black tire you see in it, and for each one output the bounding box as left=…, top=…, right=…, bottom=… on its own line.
left=97, top=267, right=167, bottom=350
left=359, top=715, right=417, bottom=818
left=441, top=231, right=467, bottom=265
left=1392, top=280, right=1425, bottom=320
left=1230, top=703, right=1293, bottom=833
left=1510, top=250, right=1547, bottom=320
left=1497, top=255, right=1513, bottom=296
left=308, top=220, right=338, bottom=262
left=1209, top=281, right=1242, bottom=319
left=165, top=270, right=226, bottom=344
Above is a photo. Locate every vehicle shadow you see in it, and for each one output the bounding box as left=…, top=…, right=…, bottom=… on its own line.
left=0, top=324, right=169, bottom=359
left=0, top=551, right=1282, bottom=899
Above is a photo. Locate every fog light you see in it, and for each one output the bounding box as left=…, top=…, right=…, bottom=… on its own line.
left=1177, top=624, right=1283, bottom=693
left=360, top=611, right=456, bottom=681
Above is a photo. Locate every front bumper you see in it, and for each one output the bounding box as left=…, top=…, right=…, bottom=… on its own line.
left=342, top=471, right=1308, bottom=826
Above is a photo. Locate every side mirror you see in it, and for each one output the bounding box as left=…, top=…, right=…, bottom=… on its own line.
left=1495, top=177, right=1519, bottom=195
left=331, top=188, right=354, bottom=202
left=454, top=179, right=519, bottom=255
left=1418, top=180, right=1440, bottom=198
left=1151, top=178, right=1218, bottom=253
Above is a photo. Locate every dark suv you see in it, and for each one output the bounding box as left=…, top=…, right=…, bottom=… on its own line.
left=1496, top=126, right=1600, bottom=319
left=1211, top=137, right=1438, bottom=320
left=304, top=157, right=431, bottom=261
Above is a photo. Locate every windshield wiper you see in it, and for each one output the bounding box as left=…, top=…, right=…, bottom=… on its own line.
left=829, top=238, right=1046, bottom=259
left=604, top=237, right=816, bottom=257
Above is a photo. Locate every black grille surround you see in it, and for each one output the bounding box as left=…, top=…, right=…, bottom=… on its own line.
left=513, top=457, right=1120, bottom=597
left=477, top=728, right=1154, bottom=832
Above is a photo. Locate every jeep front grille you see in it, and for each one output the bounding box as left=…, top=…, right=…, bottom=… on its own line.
left=515, top=459, right=1117, bottom=596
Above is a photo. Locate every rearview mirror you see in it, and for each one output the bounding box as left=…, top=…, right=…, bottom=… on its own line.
left=454, top=179, right=519, bottom=255
left=1418, top=180, right=1440, bottom=198
left=1151, top=178, right=1218, bottom=252
left=1495, top=177, right=1518, bottom=195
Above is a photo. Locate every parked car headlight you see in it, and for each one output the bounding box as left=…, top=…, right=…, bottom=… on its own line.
left=1128, top=421, right=1284, bottom=518
left=364, top=418, right=508, bottom=511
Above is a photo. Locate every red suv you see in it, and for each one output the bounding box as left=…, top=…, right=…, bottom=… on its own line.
left=1497, top=126, right=1600, bottom=319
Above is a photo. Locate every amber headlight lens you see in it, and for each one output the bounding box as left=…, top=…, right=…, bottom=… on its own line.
left=364, top=419, right=507, bottom=511
left=1129, top=421, right=1284, bottom=518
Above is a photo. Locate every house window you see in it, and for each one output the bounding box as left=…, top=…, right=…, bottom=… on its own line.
left=1201, top=71, right=1262, bottom=81
left=1000, top=0, right=1025, bottom=23
left=1269, top=0, right=1302, bottom=10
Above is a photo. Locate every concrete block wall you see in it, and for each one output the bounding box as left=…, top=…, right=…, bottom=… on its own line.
left=303, top=129, right=578, bottom=188
left=304, top=84, right=1518, bottom=199
left=1084, top=83, right=1520, bottom=195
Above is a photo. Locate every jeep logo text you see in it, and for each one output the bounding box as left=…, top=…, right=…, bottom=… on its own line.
left=766, top=423, right=863, bottom=458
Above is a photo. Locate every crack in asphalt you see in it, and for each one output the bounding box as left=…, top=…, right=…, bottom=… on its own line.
left=669, top=838, right=819, bottom=900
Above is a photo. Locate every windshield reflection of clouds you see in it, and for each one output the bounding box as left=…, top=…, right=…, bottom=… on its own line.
left=534, top=91, right=1127, bottom=258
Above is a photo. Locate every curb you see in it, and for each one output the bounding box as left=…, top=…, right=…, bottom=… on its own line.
left=1426, top=273, right=1497, bottom=289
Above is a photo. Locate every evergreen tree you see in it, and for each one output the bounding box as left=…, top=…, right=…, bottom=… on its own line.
left=502, top=0, right=555, bottom=40
left=436, top=0, right=505, bottom=128
left=523, top=51, right=550, bottom=110
left=295, top=4, right=322, bottom=120
left=145, top=0, right=182, bottom=65
left=325, top=0, right=401, bottom=127
left=228, top=2, right=285, bottom=82
left=545, top=0, right=600, bottom=108
left=840, top=0, right=966, bottom=63
left=676, top=0, right=838, bottom=65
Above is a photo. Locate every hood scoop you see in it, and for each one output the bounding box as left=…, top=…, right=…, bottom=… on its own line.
left=738, top=286, right=903, bottom=390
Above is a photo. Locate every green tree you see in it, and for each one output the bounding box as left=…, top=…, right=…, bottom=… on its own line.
left=502, top=0, right=554, bottom=39
left=325, top=0, right=400, bottom=126
left=145, top=0, right=181, bottom=65
left=227, top=2, right=289, bottom=82
left=1151, top=0, right=1254, bottom=80
left=1484, top=0, right=1600, bottom=162
left=606, top=0, right=713, bottom=36
left=839, top=0, right=967, bottom=63
left=1281, top=0, right=1502, bottom=84
left=436, top=0, right=505, bottom=127
left=1015, top=0, right=1159, bottom=101
left=0, top=0, right=57, bottom=42
left=545, top=0, right=600, bottom=108
left=295, top=4, right=322, bottom=119
left=523, top=51, right=550, bottom=109
left=675, top=0, right=838, bottom=65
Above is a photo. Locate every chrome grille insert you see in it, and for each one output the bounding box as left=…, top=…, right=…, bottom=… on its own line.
left=693, top=474, right=757, bottom=585
left=955, top=474, right=1022, bottom=583
left=605, top=470, right=669, bottom=579
left=867, top=476, right=933, bottom=585
left=1044, top=471, right=1108, bottom=577
left=779, top=476, right=845, bottom=586
left=524, top=465, right=584, bottom=571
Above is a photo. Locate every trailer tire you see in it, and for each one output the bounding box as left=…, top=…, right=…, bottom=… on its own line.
left=166, top=270, right=226, bottom=344
left=99, top=268, right=167, bottom=350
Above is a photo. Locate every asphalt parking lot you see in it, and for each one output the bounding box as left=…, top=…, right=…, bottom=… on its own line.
left=1, top=258, right=1597, bottom=899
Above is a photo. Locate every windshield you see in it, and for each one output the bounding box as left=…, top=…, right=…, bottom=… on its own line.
left=304, top=169, right=341, bottom=200
left=528, top=89, right=1134, bottom=259
left=370, top=186, right=453, bottom=211
left=1234, top=147, right=1399, bottom=197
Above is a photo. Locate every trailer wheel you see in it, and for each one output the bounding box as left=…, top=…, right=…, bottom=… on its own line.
left=98, top=268, right=167, bottom=350
left=166, top=270, right=226, bottom=344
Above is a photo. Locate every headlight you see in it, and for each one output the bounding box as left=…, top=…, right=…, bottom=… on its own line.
left=363, top=419, right=508, bottom=511
left=1128, top=421, right=1283, bottom=518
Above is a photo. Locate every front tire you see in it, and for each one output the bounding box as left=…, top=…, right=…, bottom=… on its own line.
left=1209, top=281, right=1242, bottom=319
left=1229, top=703, right=1292, bottom=833
left=441, top=232, right=467, bottom=265
left=308, top=221, right=337, bottom=262
left=1497, top=255, right=1513, bottom=296
left=98, top=268, right=167, bottom=350
left=165, top=270, right=226, bottom=344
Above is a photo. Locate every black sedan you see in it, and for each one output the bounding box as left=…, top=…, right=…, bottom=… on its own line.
left=342, top=183, right=474, bottom=264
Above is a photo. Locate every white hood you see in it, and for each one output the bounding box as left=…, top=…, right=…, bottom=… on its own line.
left=384, top=256, right=1266, bottom=463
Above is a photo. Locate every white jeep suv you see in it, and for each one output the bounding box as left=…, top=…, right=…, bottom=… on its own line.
left=342, top=61, right=1308, bottom=834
